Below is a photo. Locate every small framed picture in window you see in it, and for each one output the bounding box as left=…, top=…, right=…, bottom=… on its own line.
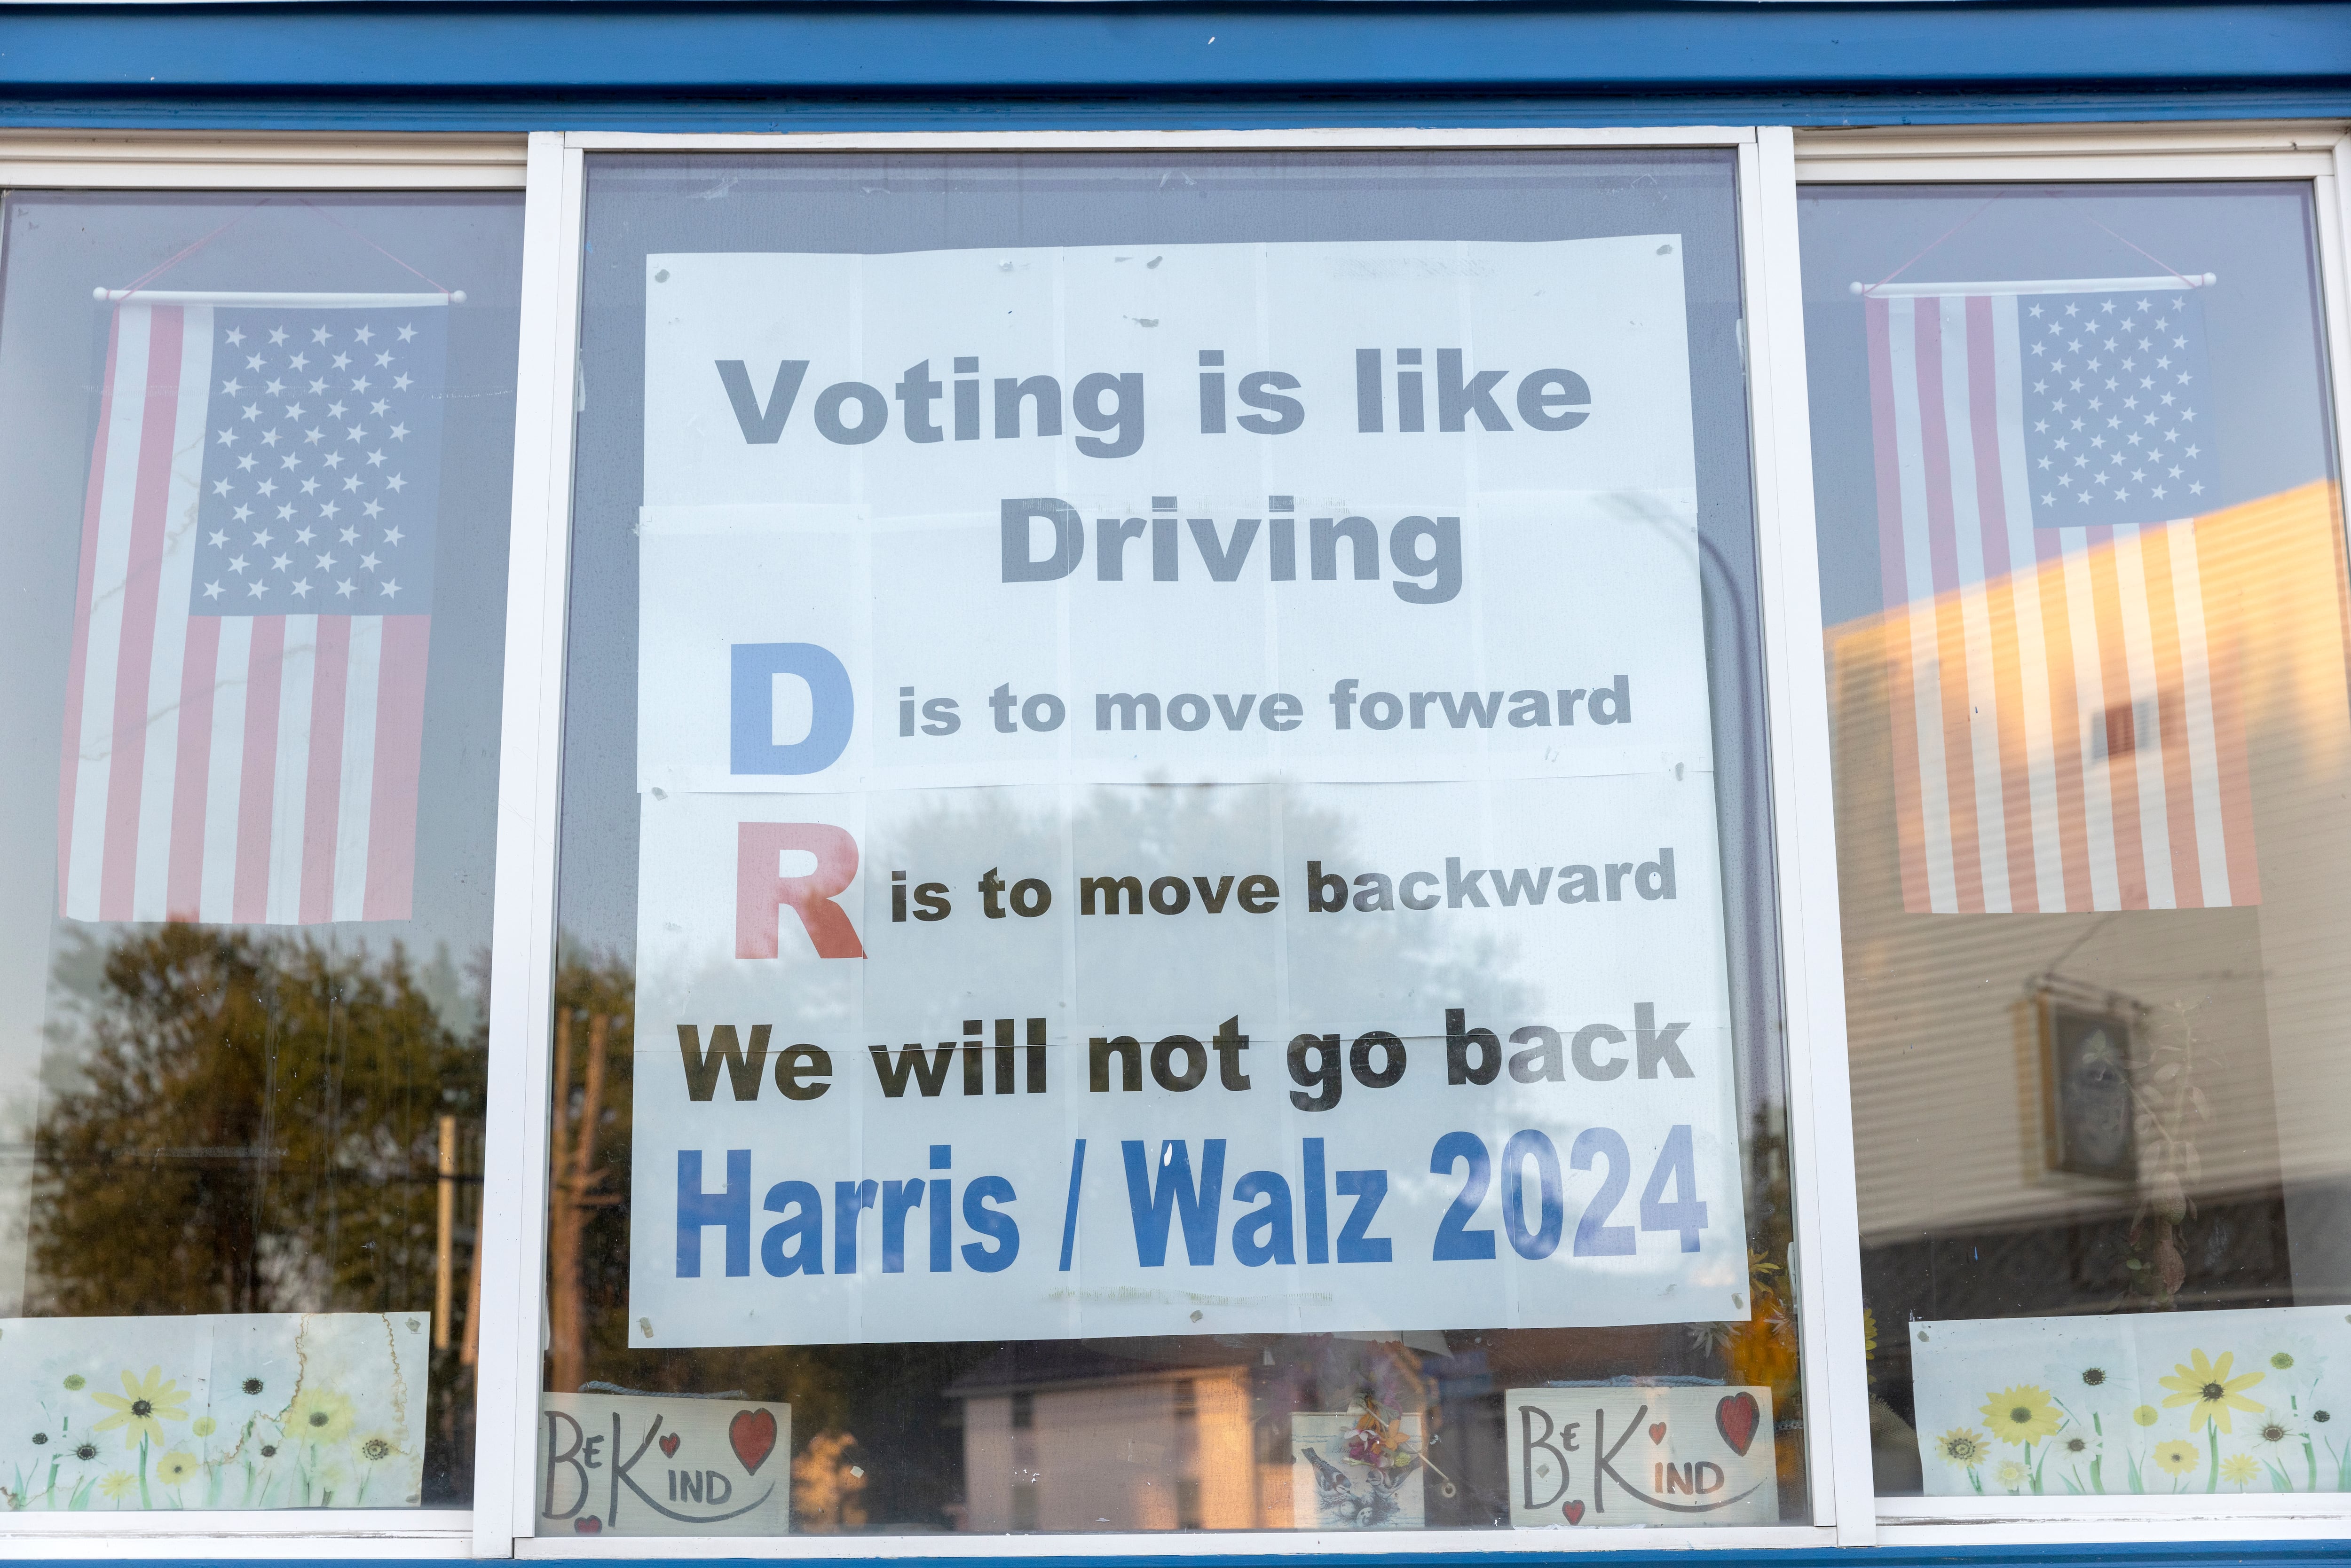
left=2038, top=997, right=2138, bottom=1182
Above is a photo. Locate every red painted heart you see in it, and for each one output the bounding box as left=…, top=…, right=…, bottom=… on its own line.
left=1562, top=1500, right=1586, bottom=1525
left=1648, top=1422, right=1668, bottom=1445
left=1716, top=1391, right=1761, bottom=1457
left=659, top=1432, right=681, bottom=1458
left=574, top=1516, right=602, bottom=1535
left=730, top=1407, right=778, bottom=1475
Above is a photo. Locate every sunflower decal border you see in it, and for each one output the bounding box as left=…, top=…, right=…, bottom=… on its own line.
left=1910, top=1305, right=2350, bottom=1497
left=0, top=1312, right=427, bottom=1511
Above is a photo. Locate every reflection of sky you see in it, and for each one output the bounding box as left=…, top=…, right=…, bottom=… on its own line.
left=0, top=193, right=523, bottom=1309
left=1799, top=183, right=2336, bottom=630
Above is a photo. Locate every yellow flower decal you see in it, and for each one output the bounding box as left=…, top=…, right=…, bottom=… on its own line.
left=97, top=1470, right=134, bottom=1501
left=2221, top=1453, right=2260, bottom=1487
left=1934, top=1428, right=1987, bottom=1466
left=1979, top=1385, right=2063, bottom=1445
left=2153, top=1438, right=2201, bottom=1475
left=2133, top=1405, right=2161, bottom=1426
left=285, top=1387, right=355, bottom=1445
left=1996, top=1459, right=2027, bottom=1489
left=2160, top=1348, right=2265, bottom=1434
left=155, top=1450, right=198, bottom=1486
left=191, top=1416, right=217, bottom=1438
left=356, top=1433, right=398, bottom=1464
left=91, top=1367, right=191, bottom=1449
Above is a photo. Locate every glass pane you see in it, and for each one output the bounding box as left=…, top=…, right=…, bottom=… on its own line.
left=1799, top=181, right=2349, bottom=1499
left=0, top=191, right=524, bottom=1511
left=549, top=149, right=1802, bottom=1538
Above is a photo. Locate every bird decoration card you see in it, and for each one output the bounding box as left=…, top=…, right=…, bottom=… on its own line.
left=538, top=1390, right=789, bottom=1535
left=1291, top=1403, right=1427, bottom=1529
left=1505, top=1385, right=1777, bottom=1526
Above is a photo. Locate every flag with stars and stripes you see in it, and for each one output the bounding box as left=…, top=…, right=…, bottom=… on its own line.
left=58, top=297, right=446, bottom=926
left=1865, top=282, right=2257, bottom=914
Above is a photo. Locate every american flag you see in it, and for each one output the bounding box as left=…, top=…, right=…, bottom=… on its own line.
left=58, top=298, right=444, bottom=925
left=1865, top=283, right=2258, bottom=914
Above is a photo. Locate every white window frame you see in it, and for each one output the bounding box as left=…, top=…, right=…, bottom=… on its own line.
left=0, top=127, right=527, bottom=1557
left=1789, top=117, right=2351, bottom=1544
left=476, top=122, right=1870, bottom=1562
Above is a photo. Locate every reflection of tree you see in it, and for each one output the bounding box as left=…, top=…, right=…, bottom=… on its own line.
left=546, top=951, right=634, bottom=1395
left=571, top=780, right=1640, bottom=1531
left=543, top=945, right=884, bottom=1524
left=1725, top=1104, right=1803, bottom=1510
left=871, top=782, right=1539, bottom=1039
left=792, top=1428, right=870, bottom=1530
left=27, top=924, right=484, bottom=1501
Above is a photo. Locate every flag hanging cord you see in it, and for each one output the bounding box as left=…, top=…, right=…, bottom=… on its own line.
left=95, top=201, right=260, bottom=302
left=1850, top=195, right=2215, bottom=299
left=1854, top=192, right=2004, bottom=298
left=95, top=197, right=464, bottom=305
left=293, top=197, right=463, bottom=300
left=2082, top=213, right=2204, bottom=291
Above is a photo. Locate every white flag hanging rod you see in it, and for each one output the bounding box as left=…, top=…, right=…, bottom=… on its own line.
left=1850, top=274, right=2215, bottom=299
left=91, top=288, right=463, bottom=306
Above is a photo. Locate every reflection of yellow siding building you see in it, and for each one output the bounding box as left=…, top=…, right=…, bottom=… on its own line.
left=1828, top=482, right=2351, bottom=1301
left=955, top=1354, right=1280, bottom=1531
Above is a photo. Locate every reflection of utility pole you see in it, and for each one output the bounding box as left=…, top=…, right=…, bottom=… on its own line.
left=546, top=1008, right=576, bottom=1387
left=547, top=1010, right=614, bottom=1394
left=435, top=1116, right=458, bottom=1349
left=461, top=1201, right=484, bottom=1367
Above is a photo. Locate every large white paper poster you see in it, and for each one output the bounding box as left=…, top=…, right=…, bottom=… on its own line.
left=628, top=238, right=1750, bottom=1350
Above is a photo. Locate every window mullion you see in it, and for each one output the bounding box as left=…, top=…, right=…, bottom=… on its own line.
left=1739, top=126, right=1879, bottom=1545
left=473, top=130, right=589, bottom=1562
left=2322, top=144, right=2351, bottom=569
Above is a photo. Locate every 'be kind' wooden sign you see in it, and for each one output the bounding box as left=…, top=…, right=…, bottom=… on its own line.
left=539, top=1391, right=790, bottom=1535
left=1505, top=1386, right=1776, bottom=1527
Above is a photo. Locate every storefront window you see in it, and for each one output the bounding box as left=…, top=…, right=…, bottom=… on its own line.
left=544, top=148, right=1805, bottom=1537
left=1799, top=181, right=2349, bottom=1500
left=0, top=191, right=524, bottom=1510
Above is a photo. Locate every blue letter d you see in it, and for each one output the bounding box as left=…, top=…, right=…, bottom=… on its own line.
left=731, top=642, right=853, bottom=775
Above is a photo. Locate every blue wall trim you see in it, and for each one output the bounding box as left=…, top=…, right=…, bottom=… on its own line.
left=4, top=86, right=2351, bottom=132
left=0, top=0, right=2345, bottom=131
left=12, top=1, right=2351, bottom=92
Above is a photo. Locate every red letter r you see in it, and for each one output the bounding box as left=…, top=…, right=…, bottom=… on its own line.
left=736, top=821, right=867, bottom=960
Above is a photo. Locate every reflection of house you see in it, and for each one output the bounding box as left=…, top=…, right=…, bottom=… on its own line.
left=948, top=1342, right=1277, bottom=1531
left=1827, top=483, right=2351, bottom=1356
left=944, top=1329, right=1748, bottom=1532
